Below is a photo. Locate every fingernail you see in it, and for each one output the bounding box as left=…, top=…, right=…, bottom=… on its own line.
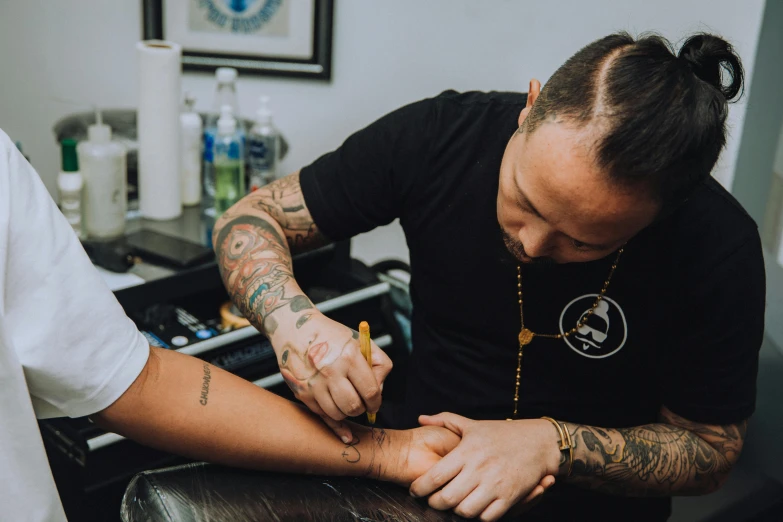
left=341, top=435, right=352, bottom=444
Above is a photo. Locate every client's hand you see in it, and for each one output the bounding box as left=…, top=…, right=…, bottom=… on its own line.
left=381, top=426, right=461, bottom=487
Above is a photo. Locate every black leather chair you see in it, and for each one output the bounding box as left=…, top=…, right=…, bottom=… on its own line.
left=121, top=463, right=468, bottom=522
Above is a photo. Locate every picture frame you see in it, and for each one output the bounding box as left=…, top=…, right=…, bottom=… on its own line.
left=142, top=0, right=333, bottom=80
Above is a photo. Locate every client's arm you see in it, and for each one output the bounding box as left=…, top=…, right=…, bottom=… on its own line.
left=92, top=347, right=456, bottom=485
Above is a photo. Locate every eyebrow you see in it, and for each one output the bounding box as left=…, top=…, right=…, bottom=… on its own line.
left=514, top=178, right=610, bottom=250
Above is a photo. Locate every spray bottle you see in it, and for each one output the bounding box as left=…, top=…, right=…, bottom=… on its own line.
left=203, top=67, right=242, bottom=214
left=247, top=95, right=279, bottom=191
left=77, top=108, right=127, bottom=239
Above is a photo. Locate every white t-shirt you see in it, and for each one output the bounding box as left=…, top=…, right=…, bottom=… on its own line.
left=0, top=129, right=149, bottom=521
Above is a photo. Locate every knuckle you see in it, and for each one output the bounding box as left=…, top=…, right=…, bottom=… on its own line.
left=454, top=506, right=474, bottom=519
left=318, top=365, right=336, bottom=378
left=480, top=512, right=499, bottom=522
left=364, top=386, right=381, bottom=402
left=342, top=343, right=360, bottom=359
left=347, top=402, right=364, bottom=416
left=438, top=492, right=457, bottom=506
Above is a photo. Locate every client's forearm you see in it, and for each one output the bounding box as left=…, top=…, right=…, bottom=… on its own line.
left=93, top=347, right=402, bottom=479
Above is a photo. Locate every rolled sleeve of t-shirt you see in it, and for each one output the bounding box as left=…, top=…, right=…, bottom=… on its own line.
left=1, top=131, right=149, bottom=420
left=300, top=98, right=435, bottom=241
left=662, top=233, right=765, bottom=425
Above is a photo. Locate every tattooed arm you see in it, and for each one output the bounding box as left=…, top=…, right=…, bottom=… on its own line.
left=212, top=171, right=327, bottom=333
left=410, top=408, right=745, bottom=521
left=560, top=406, right=747, bottom=496
left=212, top=172, right=393, bottom=441
left=93, top=347, right=457, bottom=485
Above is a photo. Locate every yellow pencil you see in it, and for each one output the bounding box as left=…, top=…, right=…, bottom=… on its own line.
left=358, top=321, right=376, bottom=424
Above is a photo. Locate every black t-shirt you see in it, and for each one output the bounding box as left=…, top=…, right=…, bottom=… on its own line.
left=300, top=91, right=765, bottom=521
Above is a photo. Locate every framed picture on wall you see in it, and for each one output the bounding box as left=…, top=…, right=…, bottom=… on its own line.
left=142, top=0, right=334, bottom=80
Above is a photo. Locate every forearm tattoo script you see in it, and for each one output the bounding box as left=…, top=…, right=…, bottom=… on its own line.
left=561, top=412, right=747, bottom=496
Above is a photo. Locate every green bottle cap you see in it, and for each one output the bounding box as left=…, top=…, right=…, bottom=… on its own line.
left=61, top=139, right=79, bottom=172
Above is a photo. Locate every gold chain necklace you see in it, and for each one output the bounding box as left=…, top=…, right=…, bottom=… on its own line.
left=509, top=247, right=624, bottom=420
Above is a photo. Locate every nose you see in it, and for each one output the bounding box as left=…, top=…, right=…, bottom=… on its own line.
left=517, top=225, right=552, bottom=258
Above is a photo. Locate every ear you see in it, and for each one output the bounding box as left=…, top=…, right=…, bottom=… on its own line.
left=518, top=78, right=542, bottom=127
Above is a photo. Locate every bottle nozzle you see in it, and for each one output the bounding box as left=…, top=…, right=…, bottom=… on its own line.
left=256, top=95, right=273, bottom=125
left=88, top=106, right=111, bottom=143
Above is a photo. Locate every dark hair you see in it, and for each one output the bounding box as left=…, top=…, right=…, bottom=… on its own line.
left=523, top=32, right=744, bottom=208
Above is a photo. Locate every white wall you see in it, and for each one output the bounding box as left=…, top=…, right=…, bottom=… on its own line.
left=0, top=0, right=766, bottom=263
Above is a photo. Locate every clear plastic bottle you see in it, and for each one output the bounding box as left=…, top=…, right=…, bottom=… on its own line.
left=58, top=139, right=84, bottom=238
left=247, top=95, right=280, bottom=191
left=203, top=67, right=242, bottom=215
left=213, top=105, right=245, bottom=216
left=78, top=109, right=127, bottom=239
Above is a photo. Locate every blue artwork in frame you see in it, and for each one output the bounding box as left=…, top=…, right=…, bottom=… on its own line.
left=142, top=0, right=333, bottom=80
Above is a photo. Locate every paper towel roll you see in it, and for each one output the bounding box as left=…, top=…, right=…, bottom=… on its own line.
left=137, top=40, right=183, bottom=220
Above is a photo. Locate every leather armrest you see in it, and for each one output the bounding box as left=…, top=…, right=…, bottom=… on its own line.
left=121, top=463, right=466, bottom=522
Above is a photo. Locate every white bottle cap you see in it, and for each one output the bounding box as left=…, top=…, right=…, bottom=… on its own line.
left=256, top=95, right=273, bottom=125
left=218, top=104, right=236, bottom=135
left=58, top=171, right=83, bottom=192
left=216, top=67, right=238, bottom=84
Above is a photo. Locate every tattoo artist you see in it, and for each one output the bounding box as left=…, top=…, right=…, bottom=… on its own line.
left=214, top=32, right=764, bottom=522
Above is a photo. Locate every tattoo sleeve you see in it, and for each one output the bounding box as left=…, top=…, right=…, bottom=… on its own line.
left=213, top=172, right=329, bottom=335
left=561, top=407, right=747, bottom=497
left=245, top=171, right=329, bottom=255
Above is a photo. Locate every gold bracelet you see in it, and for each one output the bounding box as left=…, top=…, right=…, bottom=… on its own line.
left=541, top=416, right=574, bottom=477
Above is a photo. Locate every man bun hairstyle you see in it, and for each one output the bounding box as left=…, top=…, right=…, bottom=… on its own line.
left=524, top=32, right=744, bottom=209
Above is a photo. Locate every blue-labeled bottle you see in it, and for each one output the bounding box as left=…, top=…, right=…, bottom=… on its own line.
left=204, top=67, right=242, bottom=215
left=247, top=95, right=279, bottom=192
left=213, top=105, right=245, bottom=217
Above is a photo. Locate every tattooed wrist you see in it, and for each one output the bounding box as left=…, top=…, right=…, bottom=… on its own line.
left=339, top=427, right=391, bottom=479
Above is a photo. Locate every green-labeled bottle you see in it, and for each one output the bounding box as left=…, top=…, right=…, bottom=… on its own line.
left=213, top=104, right=245, bottom=216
